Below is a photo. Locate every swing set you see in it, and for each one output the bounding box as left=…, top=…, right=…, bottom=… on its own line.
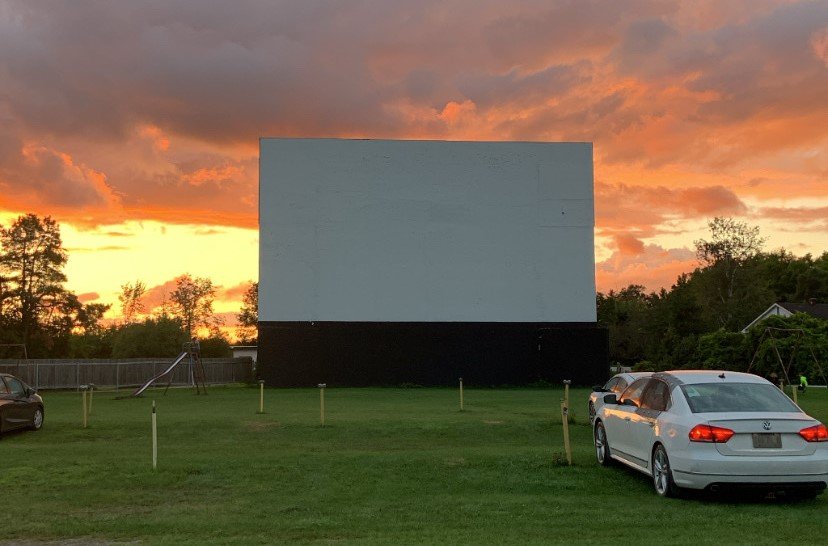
left=746, top=327, right=827, bottom=388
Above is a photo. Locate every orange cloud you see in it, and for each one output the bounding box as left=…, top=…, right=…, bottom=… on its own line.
left=615, top=234, right=645, bottom=256
left=810, top=26, right=828, bottom=67
left=77, top=292, right=101, bottom=303
left=439, top=100, right=477, bottom=125
left=142, top=278, right=181, bottom=312
left=216, top=282, right=251, bottom=303
left=138, top=125, right=171, bottom=152
left=596, top=182, right=747, bottom=238
left=597, top=244, right=697, bottom=292
left=182, top=164, right=245, bottom=187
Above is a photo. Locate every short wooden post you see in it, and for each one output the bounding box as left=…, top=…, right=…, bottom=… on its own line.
left=560, top=400, right=572, bottom=465
left=151, top=401, right=158, bottom=470
left=88, top=384, right=94, bottom=415
left=258, top=380, right=265, bottom=414
left=792, top=384, right=798, bottom=405
left=318, top=383, right=326, bottom=426
left=563, top=380, right=571, bottom=411
left=81, top=386, right=88, bottom=428
left=459, top=378, right=464, bottom=412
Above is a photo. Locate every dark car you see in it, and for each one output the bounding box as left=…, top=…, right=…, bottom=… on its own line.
left=0, top=373, right=44, bottom=434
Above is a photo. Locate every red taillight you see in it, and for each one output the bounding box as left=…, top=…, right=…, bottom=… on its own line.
left=689, top=424, right=735, bottom=443
left=799, top=424, right=828, bottom=442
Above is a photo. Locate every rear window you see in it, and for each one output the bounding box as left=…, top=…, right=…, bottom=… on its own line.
left=680, top=383, right=800, bottom=413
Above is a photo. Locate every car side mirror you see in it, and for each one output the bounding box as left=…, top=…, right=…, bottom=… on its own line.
left=26, top=387, right=37, bottom=396
left=603, top=394, right=618, bottom=405
left=622, top=399, right=638, bottom=407
left=592, top=385, right=606, bottom=392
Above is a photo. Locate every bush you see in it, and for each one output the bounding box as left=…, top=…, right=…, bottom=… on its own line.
left=111, top=317, right=187, bottom=358
left=633, top=360, right=656, bottom=372
left=199, top=335, right=232, bottom=358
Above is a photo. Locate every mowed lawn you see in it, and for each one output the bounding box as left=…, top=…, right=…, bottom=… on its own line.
left=1, top=385, right=826, bottom=545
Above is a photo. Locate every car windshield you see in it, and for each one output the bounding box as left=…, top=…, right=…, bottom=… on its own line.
left=680, top=382, right=800, bottom=413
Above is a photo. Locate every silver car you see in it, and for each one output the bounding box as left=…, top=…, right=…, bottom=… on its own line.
left=588, top=372, right=651, bottom=425
left=593, top=370, right=828, bottom=498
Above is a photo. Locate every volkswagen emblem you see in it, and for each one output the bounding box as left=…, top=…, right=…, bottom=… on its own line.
left=763, top=421, right=772, bottom=431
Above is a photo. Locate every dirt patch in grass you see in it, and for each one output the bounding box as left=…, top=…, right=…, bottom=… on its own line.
left=443, top=457, right=467, bottom=466
left=245, top=420, right=282, bottom=431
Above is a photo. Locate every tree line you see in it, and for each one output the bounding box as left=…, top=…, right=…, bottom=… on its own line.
left=0, top=213, right=258, bottom=359
left=3, top=213, right=825, bottom=376
left=599, top=217, right=828, bottom=381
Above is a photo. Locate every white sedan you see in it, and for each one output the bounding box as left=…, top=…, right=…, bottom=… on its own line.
left=593, top=370, right=828, bottom=498
left=588, top=372, right=651, bottom=425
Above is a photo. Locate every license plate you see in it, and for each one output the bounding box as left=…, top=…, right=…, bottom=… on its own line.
left=752, top=433, right=781, bottom=448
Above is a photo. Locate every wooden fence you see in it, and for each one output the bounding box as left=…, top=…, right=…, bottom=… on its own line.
left=0, top=357, right=254, bottom=390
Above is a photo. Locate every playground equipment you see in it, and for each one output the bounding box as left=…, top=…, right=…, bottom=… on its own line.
left=132, top=339, right=208, bottom=397
left=0, top=343, right=27, bottom=359
left=747, top=327, right=827, bottom=388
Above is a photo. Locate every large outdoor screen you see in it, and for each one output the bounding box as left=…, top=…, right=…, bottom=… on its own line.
left=260, top=139, right=596, bottom=323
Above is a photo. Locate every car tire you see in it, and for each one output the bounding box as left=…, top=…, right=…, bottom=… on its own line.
left=594, top=421, right=612, bottom=466
left=652, top=444, right=681, bottom=498
left=31, top=407, right=44, bottom=431
left=588, top=401, right=596, bottom=425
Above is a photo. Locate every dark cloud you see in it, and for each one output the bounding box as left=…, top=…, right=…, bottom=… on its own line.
left=0, top=0, right=824, bottom=236
left=456, top=63, right=590, bottom=110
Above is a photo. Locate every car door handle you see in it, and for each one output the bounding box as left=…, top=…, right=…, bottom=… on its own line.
left=623, top=417, right=631, bottom=421
left=648, top=422, right=655, bottom=428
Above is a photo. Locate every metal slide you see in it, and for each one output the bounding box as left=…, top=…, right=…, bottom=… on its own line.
left=132, top=351, right=189, bottom=397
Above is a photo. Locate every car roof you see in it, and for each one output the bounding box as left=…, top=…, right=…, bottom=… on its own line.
left=628, top=372, right=651, bottom=378
left=655, top=370, right=768, bottom=386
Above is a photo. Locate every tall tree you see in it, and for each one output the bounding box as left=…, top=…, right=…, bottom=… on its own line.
left=694, top=217, right=767, bottom=329
left=236, top=281, right=258, bottom=344
left=596, top=285, right=653, bottom=367
left=118, top=280, right=146, bottom=324
left=169, top=274, right=220, bottom=337
left=0, top=214, right=69, bottom=349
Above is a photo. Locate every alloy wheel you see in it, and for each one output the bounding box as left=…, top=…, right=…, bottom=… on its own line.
left=33, top=408, right=43, bottom=430
left=652, top=445, right=677, bottom=497
left=595, top=422, right=609, bottom=465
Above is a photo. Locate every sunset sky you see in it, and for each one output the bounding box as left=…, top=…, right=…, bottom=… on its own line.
left=1, top=0, right=826, bottom=327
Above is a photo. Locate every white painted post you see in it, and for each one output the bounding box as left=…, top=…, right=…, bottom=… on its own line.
left=258, top=380, right=265, bottom=414
left=459, top=378, right=464, bottom=411
left=152, top=401, right=158, bottom=470
left=318, top=383, right=326, bottom=426
left=561, top=400, right=572, bottom=466
left=82, top=386, right=88, bottom=428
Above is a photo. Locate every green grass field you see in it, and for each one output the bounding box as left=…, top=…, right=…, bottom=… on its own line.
left=2, top=385, right=826, bottom=545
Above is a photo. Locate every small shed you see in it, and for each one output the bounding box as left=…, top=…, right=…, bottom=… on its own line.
left=231, top=345, right=258, bottom=365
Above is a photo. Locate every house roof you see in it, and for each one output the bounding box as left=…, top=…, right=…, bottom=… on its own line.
left=741, top=301, right=828, bottom=332
left=778, top=302, right=828, bottom=320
